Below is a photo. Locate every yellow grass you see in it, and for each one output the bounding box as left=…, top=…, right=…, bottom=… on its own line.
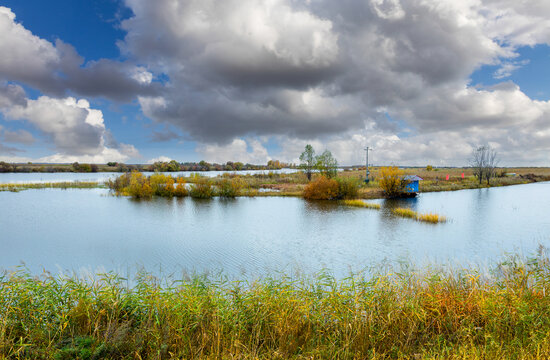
left=393, top=207, right=447, bottom=223
left=343, top=199, right=381, bottom=209
left=392, top=207, right=418, bottom=219
left=417, top=212, right=447, bottom=223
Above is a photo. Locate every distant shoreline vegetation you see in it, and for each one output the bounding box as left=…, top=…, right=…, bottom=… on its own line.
left=3, top=166, right=549, bottom=200
left=0, top=160, right=294, bottom=173
left=0, top=181, right=101, bottom=192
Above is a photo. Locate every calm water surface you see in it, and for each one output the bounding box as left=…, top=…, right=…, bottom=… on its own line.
left=1, top=181, right=549, bottom=277
left=0, top=168, right=297, bottom=184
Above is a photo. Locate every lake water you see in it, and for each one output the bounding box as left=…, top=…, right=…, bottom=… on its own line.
left=1, top=178, right=549, bottom=278
left=0, top=168, right=298, bottom=184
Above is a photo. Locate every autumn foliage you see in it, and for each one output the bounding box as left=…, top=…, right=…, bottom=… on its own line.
left=378, top=166, right=406, bottom=197
left=303, top=176, right=339, bottom=200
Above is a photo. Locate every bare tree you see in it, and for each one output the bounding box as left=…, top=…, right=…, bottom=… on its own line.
left=483, top=146, right=499, bottom=185
left=470, top=145, right=499, bottom=185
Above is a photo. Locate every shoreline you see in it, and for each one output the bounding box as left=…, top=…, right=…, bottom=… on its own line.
left=2, top=173, right=549, bottom=198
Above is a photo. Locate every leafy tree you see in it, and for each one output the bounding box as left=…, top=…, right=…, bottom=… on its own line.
left=299, top=144, right=316, bottom=181
left=168, top=160, right=180, bottom=172
left=267, top=159, right=286, bottom=169
left=316, top=150, right=338, bottom=178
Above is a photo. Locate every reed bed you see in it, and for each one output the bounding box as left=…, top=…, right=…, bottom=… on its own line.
left=393, top=207, right=447, bottom=223
left=392, top=207, right=418, bottom=219
left=342, top=199, right=381, bottom=209
left=1, top=252, right=550, bottom=359
left=0, top=181, right=101, bottom=192
left=417, top=212, right=447, bottom=223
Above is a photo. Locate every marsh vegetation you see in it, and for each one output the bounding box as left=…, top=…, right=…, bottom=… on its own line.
left=0, top=181, right=101, bottom=192
left=1, top=252, right=549, bottom=359
left=393, top=207, right=447, bottom=224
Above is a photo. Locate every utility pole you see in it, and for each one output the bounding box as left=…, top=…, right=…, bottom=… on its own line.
left=364, top=147, right=371, bottom=183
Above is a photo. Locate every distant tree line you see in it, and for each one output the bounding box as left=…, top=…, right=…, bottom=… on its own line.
left=0, top=160, right=294, bottom=173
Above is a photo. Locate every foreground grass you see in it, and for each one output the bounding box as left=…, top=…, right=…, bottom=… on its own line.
left=0, top=181, right=101, bottom=192
left=393, top=207, right=447, bottom=223
left=1, top=253, right=550, bottom=359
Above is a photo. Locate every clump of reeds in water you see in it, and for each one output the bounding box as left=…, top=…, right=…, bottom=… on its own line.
left=392, top=207, right=417, bottom=219
left=393, top=207, right=447, bottom=223
left=417, top=212, right=446, bottom=223
left=1, top=251, right=550, bottom=359
left=342, top=199, right=381, bottom=209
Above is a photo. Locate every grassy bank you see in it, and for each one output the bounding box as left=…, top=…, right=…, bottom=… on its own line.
left=3, top=167, right=549, bottom=199
left=0, top=181, right=102, bottom=192
left=1, top=252, right=549, bottom=359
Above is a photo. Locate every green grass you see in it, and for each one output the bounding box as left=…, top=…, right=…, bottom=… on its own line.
left=1, top=252, right=550, bottom=359
left=0, top=181, right=102, bottom=192
left=342, top=199, right=381, bottom=209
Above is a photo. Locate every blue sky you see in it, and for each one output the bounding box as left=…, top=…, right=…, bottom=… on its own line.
left=0, top=0, right=549, bottom=166
left=470, top=44, right=550, bottom=100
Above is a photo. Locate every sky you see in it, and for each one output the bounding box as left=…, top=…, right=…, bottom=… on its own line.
left=0, top=0, right=549, bottom=166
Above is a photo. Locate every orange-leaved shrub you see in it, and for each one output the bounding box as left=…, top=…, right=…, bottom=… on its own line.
left=174, top=177, right=188, bottom=197
left=303, top=176, right=339, bottom=200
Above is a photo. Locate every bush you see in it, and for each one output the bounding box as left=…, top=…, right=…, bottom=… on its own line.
left=174, top=177, right=188, bottom=197
left=149, top=173, right=175, bottom=197
left=107, top=172, right=131, bottom=193
left=336, top=177, right=360, bottom=199
left=426, top=165, right=433, bottom=171
left=217, top=177, right=245, bottom=198
left=189, top=179, right=214, bottom=199
left=127, top=171, right=153, bottom=198
left=80, top=164, right=92, bottom=172
left=164, top=176, right=175, bottom=196
left=303, top=176, right=339, bottom=200
left=379, top=166, right=406, bottom=197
